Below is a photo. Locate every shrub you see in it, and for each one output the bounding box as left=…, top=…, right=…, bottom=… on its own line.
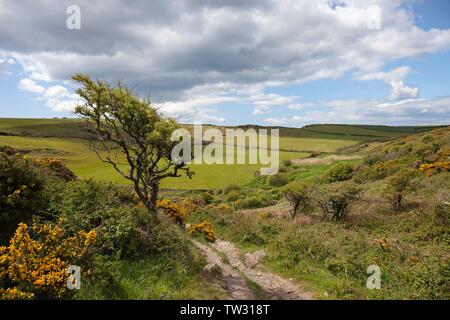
left=321, top=162, right=354, bottom=183
left=157, top=199, right=186, bottom=225
left=433, top=201, right=450, bottom=226
left=419, top=162, right=450, bottom=177
left=383, top=169, right=417, bottom=211
left=52, top=180, right=141, bottom=259
left=316, top=182, right=361, bottom=221
left=353, top=160, right=401, bottom=183
left=187, top=221, right=216, bottom=242
left=0, top=222, right=96, bottom=299
left=0, top=287, right=35, bottom=300
left=33, top=158, right=77, bottom=182
left=364, top=154, right=382, bottom=166
left=267, top=174, right=289, bottom=187
left=201, top=192, right=215, bottom=205
left=135, top=211, right=195, bottom=258
left=234, top=193, right=276, bottom=209
left=225, top=190, right=241, bottom=202
left=282, top=159, right=293, bottom=167
left=278, top=166, right=288, bottom=173
left=0, top=152, right=47, bottom=244
left=55, top=179, right=124, bottom=214
left=222, top=184, right=241, bottom=195
left=0, top=146, right=17, bottom=156
left=282, top=182, right=311, bottom=219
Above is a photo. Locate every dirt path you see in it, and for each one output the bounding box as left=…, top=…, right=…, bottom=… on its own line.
left=292, top=154, right=361, bottom=166
left=192, top=240, right=256, bottom=300
left=193, top=239, right=314, bottom=300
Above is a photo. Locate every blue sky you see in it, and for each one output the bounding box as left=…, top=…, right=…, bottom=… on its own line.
left=0, top=0, right=450, bottom=126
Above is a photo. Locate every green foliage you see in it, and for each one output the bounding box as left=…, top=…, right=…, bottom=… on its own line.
left=201, top=192, right=215, bottom=205
left=34, top=158, right=77, bottom=182
left=321, top=162, right=354, bottom=183
left=269, top=220, right=450, bottom=299
left=74, top=250, right=223, bottom=300
left=353, top=160, right=401, bottom=183
left=383, top=169, right=417, bottom=211
left=0, top=146, right=17, bottom=156
left=50, top=180, right=141, bottom=259
left=282, top=182, right=311, bottom=219
left=282, top=159, right=293, bottom=167
left=0, top=152, right=46, bottom=243
left=267, top=173, right=289, bottom=187
left=316, top=182, right=361, bottom=221
left=222, top=184, right=241, bottom=195
left=234, top=193, right=277, bottom=209
left=433, top=201, right=450, bottom=227
left=225, top=190, right=241, bottom=202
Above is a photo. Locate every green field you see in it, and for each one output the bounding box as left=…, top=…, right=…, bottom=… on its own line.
left=0, top=118, right=442, bottom=189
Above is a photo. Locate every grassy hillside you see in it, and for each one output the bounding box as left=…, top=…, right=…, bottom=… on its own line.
left=0, top=118, right=91, bottom=139
left=0, top=118, right=444, bottom=189
left=278, top=124, right=447, bottom=141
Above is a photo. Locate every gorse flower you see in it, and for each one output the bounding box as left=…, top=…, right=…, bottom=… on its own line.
left=187, top=221, right=216, bottom=243
left=0, top=287, right=34, bottom=300
left=0, top=222, right=96, bottom=299
left=157, top=199, right=186, bottom=225
left=419, top=162, right=450, bottom=176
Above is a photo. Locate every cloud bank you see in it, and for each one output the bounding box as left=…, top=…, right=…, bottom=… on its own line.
left=0, top=0, right=449, bottom=124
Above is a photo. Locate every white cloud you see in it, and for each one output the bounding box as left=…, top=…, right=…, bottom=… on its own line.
left=0, top=58, right=15, bottom=64
left=17, top=78, right=79, bottom=112
left=44, top=85, right=70, bottom=98
left=202, top=115, right=226, bottom=123
left=355, top=66, right=419, bottom=100
left=288, top=96, right=450, bottom=126
left=287, top=104, right=304, bottom=110
left=264, top=117, right=290, bottom=125
left=18, top=78, right=45, bottom=94
left=45, top=98, right=79, bottom=112
left=2, top=1, right=450, bottom=123
left=3, top=1, right=450, bottom=105
left=250, top=92, right=300, bottom=115
left=30, top=71, right=51, bottom=82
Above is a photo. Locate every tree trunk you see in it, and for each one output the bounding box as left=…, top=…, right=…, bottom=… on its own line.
left=148, top=183, right=160, bottom=214
left=395, top=193, right=403, bottom=211
left=133, top=180, right=159, bottom=218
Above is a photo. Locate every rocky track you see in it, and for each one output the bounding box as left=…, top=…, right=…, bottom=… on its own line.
left=193, top=239, right=314, bottom=300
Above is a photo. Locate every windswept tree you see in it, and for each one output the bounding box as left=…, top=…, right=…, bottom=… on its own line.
left=73, top=74, right=194, bottom=215
left=282, top=182, right=311, bottom=220
left=383, top=169, right=417, bottom=211
left=316, top=182, right=361, bottom=221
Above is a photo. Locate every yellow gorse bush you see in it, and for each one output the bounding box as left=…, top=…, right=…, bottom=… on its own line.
left=0, top=287, right=34, bottom=300
left=187, top=221, right=216, bottom=243
left=157, top=199, right=186, bottom=225
left=33, top=158, right=77, bottom=181
left=33, top=158, right=63, bottom=166
left=419, top=161, right=450, bottom=176
left=0, top=223, right=96, bottom=299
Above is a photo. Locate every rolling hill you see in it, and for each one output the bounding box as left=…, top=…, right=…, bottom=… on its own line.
left=0, top=118, right=446, bottom=189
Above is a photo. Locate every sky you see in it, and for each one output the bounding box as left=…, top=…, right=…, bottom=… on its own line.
left=0, top=0, right=450, bottom=127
